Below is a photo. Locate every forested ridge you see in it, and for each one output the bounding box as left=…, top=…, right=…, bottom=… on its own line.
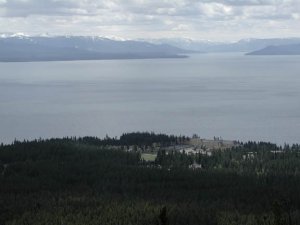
left=1, top=133, right=300, bottom=225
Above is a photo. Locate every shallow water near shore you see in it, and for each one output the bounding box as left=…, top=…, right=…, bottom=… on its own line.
left=0, top=53, right=300, bottom=144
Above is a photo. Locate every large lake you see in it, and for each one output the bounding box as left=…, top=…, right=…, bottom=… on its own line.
left=0, top=53, right=300, bottom=144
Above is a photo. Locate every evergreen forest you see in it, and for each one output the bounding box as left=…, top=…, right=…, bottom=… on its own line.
left=1, top=132, right=300, bottom=225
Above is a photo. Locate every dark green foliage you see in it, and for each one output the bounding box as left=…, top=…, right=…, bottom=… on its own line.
left=158, top=206, right=168, bottom=225
left=74, top=132, right=186, bottom=147
left=156, top=150, right=193, bottom=168
left=1, top=136, right=300, bottom=225
left=119, top=132, right=185, bottom=146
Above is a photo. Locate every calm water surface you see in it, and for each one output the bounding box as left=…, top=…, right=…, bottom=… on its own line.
left=0, top=53, right=300, bottom=144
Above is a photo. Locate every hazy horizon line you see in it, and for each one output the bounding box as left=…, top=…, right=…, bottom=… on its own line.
left=1, top=32, right=300, bottom=43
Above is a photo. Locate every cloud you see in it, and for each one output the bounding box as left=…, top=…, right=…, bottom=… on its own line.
left=0, top=0, right=299, bottom=40
left=0, top=0, right=91, bottom=17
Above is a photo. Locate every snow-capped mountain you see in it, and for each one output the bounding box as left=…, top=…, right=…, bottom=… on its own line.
left=0, top=34, right=190, bottom=62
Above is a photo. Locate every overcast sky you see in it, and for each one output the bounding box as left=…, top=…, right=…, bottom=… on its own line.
left=0, top=0, right=299, bottom=41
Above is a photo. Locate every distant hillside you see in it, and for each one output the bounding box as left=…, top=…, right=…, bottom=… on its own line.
left=246, top=43, right=300, bottom=55
left=149, top=37, right=300, bottom=53
left=0, top=35, right=189, bottom=62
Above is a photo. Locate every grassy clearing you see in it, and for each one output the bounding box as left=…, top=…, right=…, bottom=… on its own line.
left=141, top=153, right=157, bottom=162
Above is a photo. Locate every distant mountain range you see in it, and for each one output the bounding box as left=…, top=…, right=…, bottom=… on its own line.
left=1, top=34, right=300, bottom=62
left=148, top=37, right=300, bottom=53
left=0, top=34, right=190, bottom=62
left=246, top=44, right=300, bottom=55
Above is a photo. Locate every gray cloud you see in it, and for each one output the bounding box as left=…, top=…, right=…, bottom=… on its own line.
left=0, top=0, right=299, bottom=40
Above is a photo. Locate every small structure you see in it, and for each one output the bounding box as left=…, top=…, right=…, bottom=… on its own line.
left=189, top=162, right=202, bottom=170
left=180, top=147, right=197, bottom=155
left=243, top=152, right=256, bottom=160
